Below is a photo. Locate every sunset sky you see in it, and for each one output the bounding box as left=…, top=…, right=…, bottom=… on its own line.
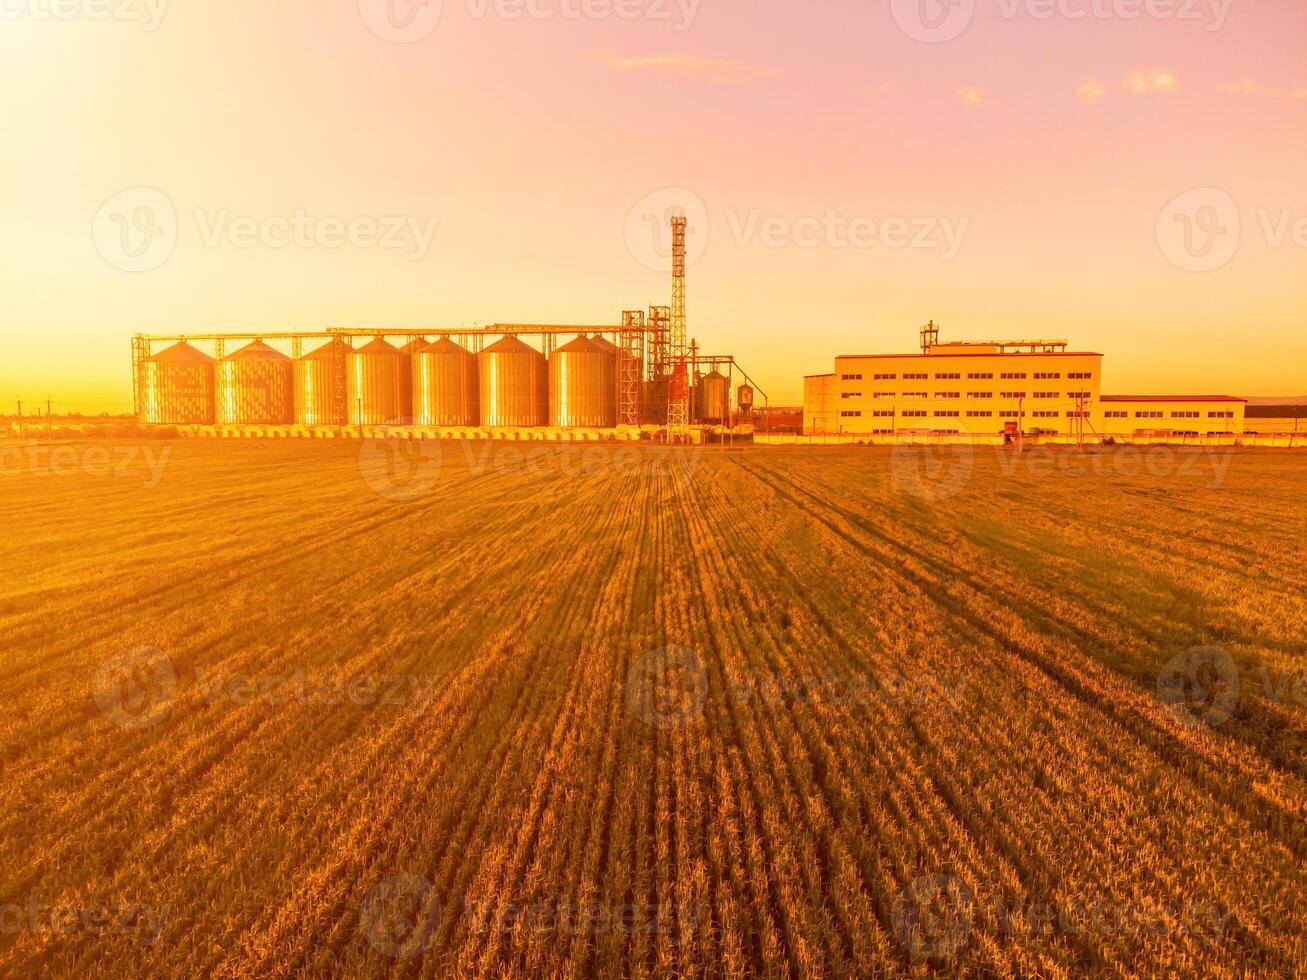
left=1, top=0, right=1304, bottom=411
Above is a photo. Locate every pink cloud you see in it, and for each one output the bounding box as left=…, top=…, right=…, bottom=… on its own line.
left=1077, top=80, right=1107, bottom=105
left=958, top=87, right=988, bottom=106
left=1125, top=69, right=1179, bottom=95
left=598, top=53, right=774, bottom=83
left=1225, top=79, right=1307, bottom=100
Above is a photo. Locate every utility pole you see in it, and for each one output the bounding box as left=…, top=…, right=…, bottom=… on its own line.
left=46, top=398, right=53, bottom=437
left=16, top=399, right=22, bottom=439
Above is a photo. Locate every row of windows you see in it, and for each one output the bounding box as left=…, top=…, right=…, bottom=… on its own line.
left=840, top=391, right=1094, bottom=401
left=837, top=409, right=1091, bottom=419
left=840, top=370, right=1096, bottom=383
left=1105, top=409, right=1238, bottom=419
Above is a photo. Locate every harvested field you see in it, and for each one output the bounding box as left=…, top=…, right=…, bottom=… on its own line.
left=1, top=439, right=1304, bottom=977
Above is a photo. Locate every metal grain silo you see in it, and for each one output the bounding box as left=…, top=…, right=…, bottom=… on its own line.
left=480, top=336, right=547, bottom=428
left=139, top=341, right=215, bottom=424
left=216, top=340, right=293, bottom=425
left=347, top=338, right=413, bottom=425
left=696, top=370, right=730, bottom=425
left=549, top=335, right=617, bottom=428
left=294, top=340, right=347, bottom=426
left=413, top=337, right=479, bottom=427
left=737, top=384, right=755, bottom=418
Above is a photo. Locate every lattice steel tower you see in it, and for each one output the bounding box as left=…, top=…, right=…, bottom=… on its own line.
left=668, top=210, right=690, bottom=435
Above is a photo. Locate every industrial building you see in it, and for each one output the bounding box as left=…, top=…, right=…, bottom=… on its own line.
left=131, top=214, right=765, bottom=441
left=804, top=322, right=1248, bottom=440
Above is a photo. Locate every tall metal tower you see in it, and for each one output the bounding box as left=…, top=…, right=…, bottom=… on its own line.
left=667, top=210, right=690, bottom=436
left=619, top=310, right=646, bottom=426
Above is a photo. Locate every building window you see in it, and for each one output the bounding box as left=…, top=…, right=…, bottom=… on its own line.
left=1034, top=372, right=1062, bottom=380
left=1105, top=411, right=1128, bottom=419
left=966, top=410, right=994, bottom=418
left=873, top=392, right=895, bottom=398
left=904, top=391, right=928, bottom=398
left=872, top=410, right=895, bottom=417
left=934, top=410, right=960, bottom=418
left=903, top=372, right=928, bottom=380
left=937, top=392, right=960, bottom=399
left=1208, top=411, right=1234, bottom=419
left=840, top=410, right=862, bottom=418
left=1001, top=372, right=1027, bottom=380
left=1032, top=411, right=1059, bottom=418
left=1136, top=411, right=1163, bottom=419
left=935, top=373, right=961, bottom=380
left=840, top=392, right=861, bottom=399
left=1171, top=411, right=1200, bottom=419
left=968, top=391, right=994, bottom=399
left=1069, top=372, right=1093, bottom=380
left=1068, top=391, right=1091, bottom=400
left=1000, top=391, right=1027, bottom=399
left=902, top=410, right=928, bottom=418
left=967, top=372, right=994, bottom=380
left=1067, top=411, right=1089, bottom=419
left=840, top=373, right=863, bottom=381
left=873, top=373, right=897, bottom=381
left=1033, top=392, right=1058, bottom=399
left=999, top=411, right=1019, bottom=418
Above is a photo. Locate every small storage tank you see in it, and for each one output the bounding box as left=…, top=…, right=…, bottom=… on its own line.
left=347, top=338, right=413, bottom=425
left=480, top=336, right=547, bottom=427
left=294, top=340, right=347, bottom=427
left=696, top=371, right=730, bottom=425
left=549, top=335, right=617, bottom=428
left=737, top=384, right=755, bottom=418
left=413, top=337, right=479, bottom=427
left=216, top=340, right=293, bottom=425
left=139, top=341, right=215, bottom=425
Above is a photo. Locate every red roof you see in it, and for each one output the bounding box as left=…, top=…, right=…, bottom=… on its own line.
left=835, top=352, right=1102, bottom=360
left=1100, top=395, right=1247, bottom=403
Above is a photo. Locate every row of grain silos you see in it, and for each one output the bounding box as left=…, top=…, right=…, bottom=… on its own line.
left=139, top=334, right=666, bottom=429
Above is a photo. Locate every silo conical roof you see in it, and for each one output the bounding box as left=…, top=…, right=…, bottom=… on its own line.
left=355, top=338, right=401, bottom=355
left=556, top=335, right=608, bottom=355
left=419, top=337, right=472, bottom=356
left=483, top=335, right=541, bottom=356
left=226, top=339, right=289, bottom=361
left=302, top=340, right=345, bottom=360
left=151, top=340, right=214, bottom=364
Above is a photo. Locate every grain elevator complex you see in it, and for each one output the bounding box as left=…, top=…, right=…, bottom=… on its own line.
left=132, top=213, right=1272, bottom=446
left=132, top=214, right=764, bottom=442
